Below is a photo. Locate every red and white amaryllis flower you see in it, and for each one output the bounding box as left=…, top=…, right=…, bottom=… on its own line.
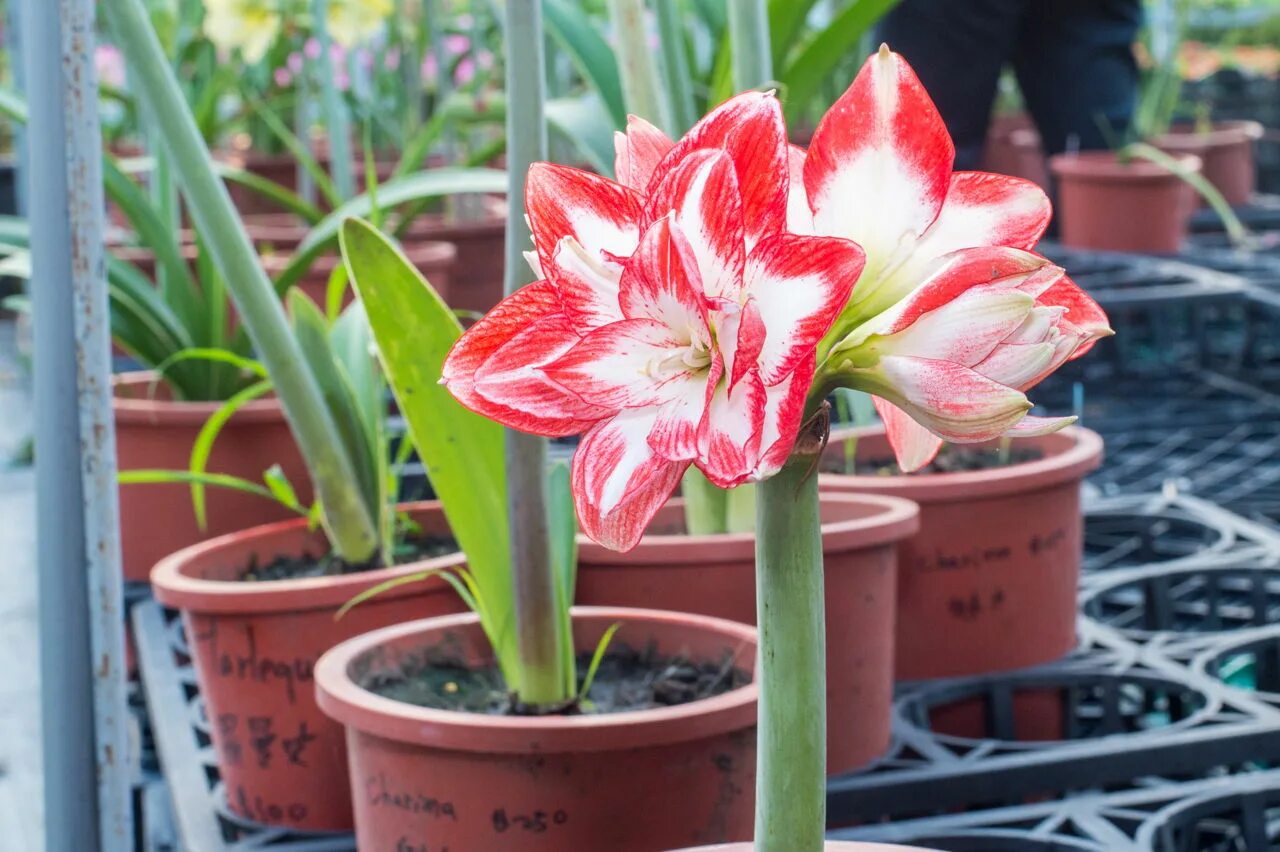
left=444, top=94, right=864, bottom=551
left=793, top=46, right=1112, bottom=470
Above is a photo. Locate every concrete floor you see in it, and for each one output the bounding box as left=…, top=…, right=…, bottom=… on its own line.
left=0, top=317, right=41, bottom=852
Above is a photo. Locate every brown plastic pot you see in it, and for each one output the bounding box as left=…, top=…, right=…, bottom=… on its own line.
left=1154, top=120, right=1264, bottom=206
left=315, top=606, right=759, bottom=851
left=1049, top=150, right=1202, bottom=253
left=982, top=112, right=1050, bottom=191
left=820, top=427, right=1103, bottom=681
left=417, top=211, right=507, bottom=315
left=576, top=494, right=919, bottom=775
left=150, top=503, right=469, bottom=832
left=114, top=373, right=310, bottom=583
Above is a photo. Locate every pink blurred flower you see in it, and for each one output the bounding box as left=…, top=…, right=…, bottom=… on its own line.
left=445, top=34, right=471, bottom=55
left=384, top=47, right=401, bottom=71
left=95, top=45, right=126, bottom=89
left=274, top=67, right=293, bottom=87
left=304, top=38, right=322, bottom=60
left=287, top=51, right=304, bottom=73
left=455, top=56, right=475, bottom=84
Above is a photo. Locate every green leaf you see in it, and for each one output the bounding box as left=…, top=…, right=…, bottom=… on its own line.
left=544, top=0, right=628, bottom=128
left=579, top=622, right=624, bottom=701
left=273, top=168, right=508, bottom=295
left=547, top=461, right=579, bottom=696
left=780, top=0, right=902, bottom=124
left=118, top=468, right=302, bottom=512
left=152, top=346, right=267, bottom=385
left=262, top=463, right=304, bottom=511
left=334, top=566, right=465, bottom=621
left=187, top=380, right=274, bottom=529
left=340, top=217, right=516, bottom=679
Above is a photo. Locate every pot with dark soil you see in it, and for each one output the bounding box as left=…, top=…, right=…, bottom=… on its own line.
left=149, top=501, right=469, bottom=831
left=315, top=606, right=759, bottom=851
left=576, top=494, right=918, bottom=775
left=1155, top=120, right=1264, bottom=207
left=1049, top=150, right=1202, bottom=253
left=819, top=426, right=1103, bottom=680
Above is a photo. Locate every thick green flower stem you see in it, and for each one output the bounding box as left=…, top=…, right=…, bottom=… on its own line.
left=104, top=0, right=379, bottom=562
left=754, top=440, right=827, bottom=851
left=504, top=0, right=571, bottom=706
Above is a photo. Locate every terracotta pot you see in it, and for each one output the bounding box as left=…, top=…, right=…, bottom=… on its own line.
left=1049, top=150, right=1202, bottom=253
left=150, top=503, right=469, bottom=831
left=982, top=113, right=1050, bottom=191
left=820, top=427, right=1104, bottom=681
left=114, top=373, right=310, bottom=583
left=261, top=239, right=455, bottom=312
left=315, top=607, right=759, bottom=851
left=419, top=212, right=507, bottom=316
left=217, top=147, right=398, bottom=214
left=576, top=494, right=919, bottom=775
left=1154, top=120, right=1265, bottom=206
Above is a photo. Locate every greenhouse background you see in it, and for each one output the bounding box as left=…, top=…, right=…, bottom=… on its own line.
left=4, top=0, right=1280, bottom=850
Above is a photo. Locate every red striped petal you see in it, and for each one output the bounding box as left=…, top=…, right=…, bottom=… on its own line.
left=804, top=46, right=954, bottom=261
left=645, top=149, right=746, bottom=301
left=873, top=397, right=945, bottom=473
left=917, top=171, right=1052, bottom=257
left=573, top=411, right=689, bottom=552
left=744, top=233, right=865, bottom=386
left=618, top=216, right=711, bottom=338
left=869, top=355, right=1032, bottom=446
left=696, top=369, right=766, bottom=488
left=526, top=162, right=643, bottom=273
left=614, top=115, right=674, bottom=191
left=1036, top=273, right=1113, bottom=359
left=550, top=236, right=626, bottom=333
left=443, top=282, right=609, bottom=437
left=543, top=318, right=696, bottom=410
left=647, top=90, right=788, bottom=250
left=754, top=352, right=817, bottom=478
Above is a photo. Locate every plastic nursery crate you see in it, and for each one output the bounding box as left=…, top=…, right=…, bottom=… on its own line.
left=824, top=492, right=1280, bottom=827
left=834, top=769, right=1280, bottom=851
left=1190, top=194, right=1280, bottom=236
left=1036, top=242, right=1250, bottom=374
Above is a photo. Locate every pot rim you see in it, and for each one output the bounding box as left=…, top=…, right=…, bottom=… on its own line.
left=260, top=239, right=456, bottom=273
left=577, top=492, right=920, bottom=566
left=1048, top=150, right=1202, bottom=181
left=314, top=606, right=759, bottom=754
left=112, top=371, right=286, bottom=425
left=1155, top=119, right=1266, bottom=149
left=819, top=425, right=1103, bottom=503
left=150, top=500, right=465, bottom=614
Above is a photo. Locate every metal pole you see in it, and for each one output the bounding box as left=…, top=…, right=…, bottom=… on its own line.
left=21, top=0, right=131, bottom=849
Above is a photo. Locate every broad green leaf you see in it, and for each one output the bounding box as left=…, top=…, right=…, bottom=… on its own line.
left=340, top=217, right=515, bottom=676
left=547, top=461, right=579, bottom=696
left=544, top=0, right=628, bottom=128
left=547, top=96, right=617, bottom=177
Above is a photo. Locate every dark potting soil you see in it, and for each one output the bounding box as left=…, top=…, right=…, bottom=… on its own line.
left=822, top=442, right=1045, bottom=477
left=360, top=642, right=751, bottom=717
left=237, top=535, right=458, bottom=582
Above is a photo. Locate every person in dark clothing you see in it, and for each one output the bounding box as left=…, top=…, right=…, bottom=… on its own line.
left=878, top=0, right=1145, bottom=170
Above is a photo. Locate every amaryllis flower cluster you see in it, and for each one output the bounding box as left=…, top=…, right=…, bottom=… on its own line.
left=444, top=94, right=865, bottom=550
left=443, top=46, right=1112, bottom=551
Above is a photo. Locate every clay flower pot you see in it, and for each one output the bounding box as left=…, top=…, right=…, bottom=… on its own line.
left=576, top=494, right=919, bottom=774
left=1049, top=150, right=1202, bottom=253
left=820, top=427, right=1103, bottom=681
left=150, top=503, right=469, bottom=831
left=419, top=211, right=507, bottom=315
left=982, top=112, right=1050, bottom=191
left=1154, top=120, right=1264, bottom=207
left=114, top=373, right=310, bottom=582
left=315, top=607, right=759, bottom=851
left=261, top=239, right=456, bottom=312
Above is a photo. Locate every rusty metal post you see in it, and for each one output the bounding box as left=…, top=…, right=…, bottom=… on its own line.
left=21, top=0, right=131, bottom=849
